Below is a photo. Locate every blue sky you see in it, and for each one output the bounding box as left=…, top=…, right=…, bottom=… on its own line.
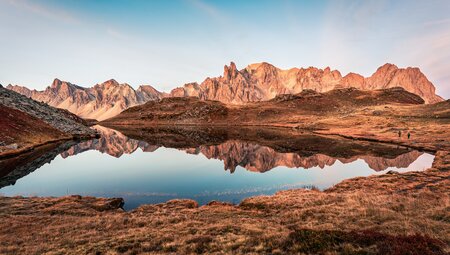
left=0, top=0, right=449, bottom=98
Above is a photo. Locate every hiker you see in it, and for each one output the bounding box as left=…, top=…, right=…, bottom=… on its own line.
left=398, top=130, right=401, bottom=138
left=407, top=132, right=411, bottom=139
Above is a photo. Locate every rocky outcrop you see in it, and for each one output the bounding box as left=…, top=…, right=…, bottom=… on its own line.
left=0, top=86, right=94, bottom=136
left=171, top=62, right=443, bottom=104
left=0, top=105, right=68, bottom=155
left=7, top=79, right=165, bottom=121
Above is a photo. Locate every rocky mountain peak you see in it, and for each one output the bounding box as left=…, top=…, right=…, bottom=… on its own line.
left=247, top=62, right=277, bottom=73
left=7, top=78, right=164, bottom=121
left=50, top=78, right=67, bottom=89
left=369, top=63, right=399, bottom=80
left=98, top=79, right=120, bottom=89
left=223, top=62, right=238, bottom=80
left=137, top=85, right=165, bottom=101
left=6, top=62, right=444, bottom=121
left=378, top=63, right=399, bottom=72
left=366, top=63, right=442, bottom=103
left=51, top=78, right=62, bottom=88
left=49, top=78, right=80, bottom=92
left=172, top=62, right=443, bottom=104
left=46, top=79, right=87, bottom=104
left=6, top=84, right=33, bottom=97
left=137, top=85, right=156, bottom=92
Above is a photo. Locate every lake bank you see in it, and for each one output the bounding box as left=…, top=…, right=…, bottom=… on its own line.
left=0, top=150, right=448, bottom=254
left=1, top=125, right=436, bottom=208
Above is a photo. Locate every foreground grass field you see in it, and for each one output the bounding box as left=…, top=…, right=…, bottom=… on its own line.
left=0, top=151, right=448, bottom=254
left=1, top=89, right=449, bottom=254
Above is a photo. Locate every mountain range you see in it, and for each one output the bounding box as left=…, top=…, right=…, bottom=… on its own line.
left=7, top=62, right=444, bottom=121
left=7, top=79, right=165, bottom=121
left=172, top=62, right=443, bottom=104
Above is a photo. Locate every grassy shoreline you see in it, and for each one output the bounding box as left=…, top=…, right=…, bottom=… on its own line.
left=0, top=150, right=448, bottom=254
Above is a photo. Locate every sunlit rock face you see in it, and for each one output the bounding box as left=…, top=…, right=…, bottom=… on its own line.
left=61, top=126, right=423, bottom=173
left=7, top=62, right=442, bottom=121
left=171, top=62, right=443, bottom=104
left=7, top=79, right=165, bottom=121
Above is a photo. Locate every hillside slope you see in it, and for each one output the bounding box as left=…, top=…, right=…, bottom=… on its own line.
left=103, top=87, right=450, bottom=152
left=0, top=86, right=94, bottom=135
left=0, top=85, right=95, bottom=157
left=103, top=87, right=425, bottom=125
left=0, top=105, right=71, bottom=156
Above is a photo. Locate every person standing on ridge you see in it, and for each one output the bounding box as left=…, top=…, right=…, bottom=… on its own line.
left=398, top=130, right=401, bottom=138
left=407, top=132, right=411, bottom=139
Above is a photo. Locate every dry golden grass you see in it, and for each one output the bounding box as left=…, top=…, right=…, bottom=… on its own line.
left=2, top=92, right=449, bottom=254
left=102, top=93, right=450, bottom=153
left=0, top=151, right=448, bottom=254
left=314, top=112, right=450, bottom=152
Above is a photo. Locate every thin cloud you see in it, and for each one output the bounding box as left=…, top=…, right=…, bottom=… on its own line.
left=106, top=28, right=128, bottom=40
left=396, top=30, right=450, bottom=98
left=424, top=18, right=450, bottom=27
left=186, top=0, right=228, bottom=25
left=7, top=0, right=79, bottom=24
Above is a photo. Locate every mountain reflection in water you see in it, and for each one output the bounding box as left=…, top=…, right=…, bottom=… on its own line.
left=63, top=125, right=426, bottom=173
left=0, top=125, right=434, bottom=209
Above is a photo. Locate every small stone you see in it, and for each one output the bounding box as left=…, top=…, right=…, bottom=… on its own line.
left=5, top=143, right=18, bottom=149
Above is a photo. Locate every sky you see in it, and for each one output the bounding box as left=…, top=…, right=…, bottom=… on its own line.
left=0, top=0, right=449, bottom=98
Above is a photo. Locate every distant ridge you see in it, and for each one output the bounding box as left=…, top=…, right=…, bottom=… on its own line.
left=102, top=87, right=426, bottom=126
left=169, top=62, right=443, bottom=104
left=7, top=79, right=166, bottom=121
left=7, top=62, right=443, bottom=120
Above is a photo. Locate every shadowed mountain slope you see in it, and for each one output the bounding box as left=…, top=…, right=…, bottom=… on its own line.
left=0, top=85, right=95, bottom=157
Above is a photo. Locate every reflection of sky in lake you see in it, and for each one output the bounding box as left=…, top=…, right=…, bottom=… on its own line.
left=0, top=147, right=434, bottom=210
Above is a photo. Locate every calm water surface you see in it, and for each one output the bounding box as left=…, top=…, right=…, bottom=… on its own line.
left=0, top=126, right=434, bottom=210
